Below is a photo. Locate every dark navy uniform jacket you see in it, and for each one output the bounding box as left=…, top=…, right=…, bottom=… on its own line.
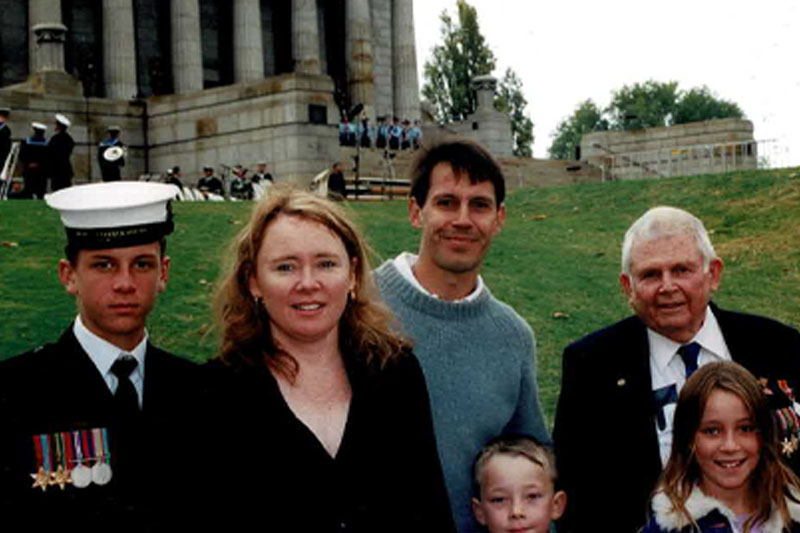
left=0, top=328, right=205, bottom=532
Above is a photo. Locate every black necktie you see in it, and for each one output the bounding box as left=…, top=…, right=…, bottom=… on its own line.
left=110, top=355, right=140, bottom=420
left=678, top=342, right=701, bottom=378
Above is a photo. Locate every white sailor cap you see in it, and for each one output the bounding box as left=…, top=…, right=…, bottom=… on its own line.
left=31, top=122, right=47, bottom=131
left=45, top=182, right=179, bottom=250
left=55, top=113, right=71, bottom=127
left=107, top=125, right=121, bottom=132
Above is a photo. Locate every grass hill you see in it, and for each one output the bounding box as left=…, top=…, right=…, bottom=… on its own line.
left=1, top=166, right=798, bottom=424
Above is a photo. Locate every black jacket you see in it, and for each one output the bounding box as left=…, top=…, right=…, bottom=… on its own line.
left=206, top=349, right=456, bottom=532
left=0, top=328, right=204, bottom=532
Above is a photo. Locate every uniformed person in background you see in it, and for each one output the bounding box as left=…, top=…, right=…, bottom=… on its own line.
left=197, top=165, right=224, bottom=197
left=98, top=126, right=124, bottom=182
left=0, top=182, right=203, bottom=531
left=48, top=114, right=75, bottom=192
left=0, top=107, right=11, bottom=168
left=251, top=162, right=273, bottom=185
left=19, top=122, right=49, bottom=198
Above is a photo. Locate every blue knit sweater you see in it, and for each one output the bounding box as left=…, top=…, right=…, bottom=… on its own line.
left=374, top=260, right=550, bottom=533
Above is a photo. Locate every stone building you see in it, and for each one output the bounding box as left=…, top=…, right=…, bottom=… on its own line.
left=447, top=75, right=513, bottom=158
left=0, top=0, right=421, bottom=185
left=580, top=118, right=757, bottom=181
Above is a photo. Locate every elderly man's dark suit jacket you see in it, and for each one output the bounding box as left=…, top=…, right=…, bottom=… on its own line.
left=0, top=327, right=204, bottom=532
left=553, top=303, right=800, bottom=533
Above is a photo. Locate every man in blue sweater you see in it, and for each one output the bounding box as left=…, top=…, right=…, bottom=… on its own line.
left=374, top=138, right=549, bottom=533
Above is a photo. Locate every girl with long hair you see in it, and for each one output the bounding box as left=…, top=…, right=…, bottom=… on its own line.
left=644, top=361, right=800, bottom=532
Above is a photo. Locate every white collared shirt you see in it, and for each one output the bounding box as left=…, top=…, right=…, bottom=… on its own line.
left=73, top=315, right=146, bottom=408
left=391, top=252, right=485, bottom=303
left=649, top=306, right=731, bottom=465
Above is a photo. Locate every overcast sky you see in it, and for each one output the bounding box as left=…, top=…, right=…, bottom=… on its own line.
left=412, top=0, right=800, bottom=166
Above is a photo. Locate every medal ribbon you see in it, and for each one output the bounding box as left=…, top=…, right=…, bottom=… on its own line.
left=62, top=432, right=74, bottom=470
left=92, top=428, right=102, bottom=463
left=40, top=435, right=52, bottom=473
left=53, top=432, right=63, bottom=470
left=101, top=428, right=111, bottom=464
left=33, top=435, right=45, bottom=472
left=72, top=431, right=83, bottom=465
left=83, top=429, right=94, bottom=463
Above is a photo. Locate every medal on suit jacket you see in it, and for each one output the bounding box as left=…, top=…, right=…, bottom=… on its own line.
left=30, top=434, right=52, bottom=491
left=760, top=377, right=800, bottom=457
left=51, top=432, right=72, bottom=490
left=71, top=430, right=92, bottom=488
left=90, top=427, right=112, bottom=485
left=29, top=428, right=114, bottom=490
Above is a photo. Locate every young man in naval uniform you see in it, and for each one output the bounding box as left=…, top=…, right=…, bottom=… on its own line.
left=0, top=182, right=203, bottom=531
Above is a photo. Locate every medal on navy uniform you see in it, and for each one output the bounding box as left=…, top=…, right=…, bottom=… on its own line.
left=90, top=427, right=113, bottom=485
left=51, top=432, right=71, bottom=490
left=30, top=435, right=53, bottom=491
left=71, top=430, right=92, bottom=488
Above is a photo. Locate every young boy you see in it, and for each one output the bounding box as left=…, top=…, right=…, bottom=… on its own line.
left=472, top=435, right=567, bottom=533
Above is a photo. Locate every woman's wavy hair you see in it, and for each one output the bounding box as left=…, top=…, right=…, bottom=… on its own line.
left=658, top=361, right=800, bottom=531
left=213, top=185, right=408, bottom=380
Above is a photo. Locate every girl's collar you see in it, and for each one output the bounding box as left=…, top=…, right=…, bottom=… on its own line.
left=651, top=485, right=800, bottom=531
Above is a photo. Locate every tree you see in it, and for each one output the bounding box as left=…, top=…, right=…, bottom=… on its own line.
left=496, top=68, right=534, bottom=157
left=606, top=80, right=679, bottom=130
left=672, top=86, right=743, bottom=125
left=422, top=1, right=535, bottom=157
left=422, top=1, right=495, bottom=124
left=548, top=81, right=746, bottom=159
left=548, top=100, right=608, bottom=160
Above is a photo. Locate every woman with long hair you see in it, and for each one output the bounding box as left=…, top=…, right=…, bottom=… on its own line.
left=209, top=186, right=454, bottom=532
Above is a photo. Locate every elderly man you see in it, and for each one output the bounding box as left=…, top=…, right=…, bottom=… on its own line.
left=553, top=206, right=800, bottom=533
left=375, top=138, right=549, bottom=532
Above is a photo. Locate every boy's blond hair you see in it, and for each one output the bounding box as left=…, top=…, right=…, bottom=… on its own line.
left=473, top=434, right=558, bottom=497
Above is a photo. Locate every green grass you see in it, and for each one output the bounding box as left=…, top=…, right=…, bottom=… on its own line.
left=2, top=166, right=799, bottom=426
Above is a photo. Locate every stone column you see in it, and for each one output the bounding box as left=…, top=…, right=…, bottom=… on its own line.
left=292, top=0, right=321, bottom=75
left=28, top=0, right=62, bottom=73
left=234, top=0, right=265, bottom=81
left=32, top=23, right=68, bottom=72
left=103, top=0, right=138, bottom=99
left=171, top=0, right=203, bottom=92
left=473, top=75, right=497, bottom=111
left=346, top=0, right=375, bottom=120
left=392, top=0, right=420, bottom=121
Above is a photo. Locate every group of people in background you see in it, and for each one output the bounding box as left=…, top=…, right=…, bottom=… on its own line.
left=1, top=108, right=76, bottom=198
left=1, top=135, right=800, bottom=533
left=339, top=114, right=422, bottom=151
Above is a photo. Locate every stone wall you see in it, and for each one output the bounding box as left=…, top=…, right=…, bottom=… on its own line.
left=581, top=118, right=757, bottom=180
left=1, top=72, right=339, bottom=187
left=147, top=73, right=339, bottom=185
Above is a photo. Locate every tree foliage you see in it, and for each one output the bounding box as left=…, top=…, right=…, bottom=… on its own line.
left=547, top=100, right=608, bottom=160
left=606, top=80, right=680, bottom=130
left=548, top=81, right=745, bottom=159
left=496, top=68, right=534, bottom=157
left=672, top=86, right=743, bottom=125
left=421, top=0, right=534, bottom=157
left=422, top=1, right=495, bottom=124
